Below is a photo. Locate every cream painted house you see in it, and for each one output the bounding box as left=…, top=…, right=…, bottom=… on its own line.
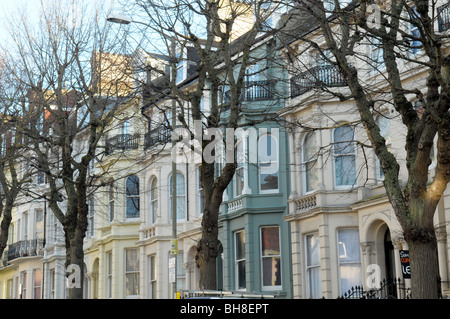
left=280, top=0, right=450, bottom=299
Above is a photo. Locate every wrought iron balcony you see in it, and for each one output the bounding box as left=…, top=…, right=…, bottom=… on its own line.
left=105, top=133, right=140, bottom=155
left=438, top=2, right=450, bottom=32
left=242, top=80, right=276, bottom=101
left=290, top=64, right=346, bottom=97
left=220, top=80, right=276, bottom=108
left=7, top=239, right=44, bottom=262
left=144, top=126, right=171, bottom=150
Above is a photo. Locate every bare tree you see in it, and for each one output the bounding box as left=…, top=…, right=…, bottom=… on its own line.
left=128, top=0, right=281, bottom=289
left=1, top=0, right=134, bottom=298
left=0, top=58, right=33, bottom=261
left=281, top=0, right=450, bottom=298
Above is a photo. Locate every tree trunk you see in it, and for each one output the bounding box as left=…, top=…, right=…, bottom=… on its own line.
left=65, top=228, right=86, bottom=299
left=197, top=201, right=220, bottom=290
left=408, top=237, right=440, bottom=299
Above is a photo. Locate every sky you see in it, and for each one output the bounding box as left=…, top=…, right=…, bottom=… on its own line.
left=0, top=0, right=41, bottom=44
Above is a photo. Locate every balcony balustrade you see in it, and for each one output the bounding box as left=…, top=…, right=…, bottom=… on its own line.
left=291, top=64, right=346, bottom=97
left=221, top=80, right=276, bottom=108
left=105, top=133, right=140, bottom=155
left=6, top=239, right=45, bottom=262
left=144, top=126, right=172, bottom=150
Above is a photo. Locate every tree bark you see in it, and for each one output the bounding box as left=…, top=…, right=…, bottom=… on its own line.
left=408, top=237, right=439, bottom=299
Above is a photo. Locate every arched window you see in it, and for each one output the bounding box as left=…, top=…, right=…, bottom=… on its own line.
left=169, top=172, right=186, bottom=221
left=149, top=177, right=158, bottom=224
left=258, top=134, right=278, bottom=193
left=333, top=125, right=356, bottom=187
left=302, top=132, right=319, bottom=193
left=126, top=175, right=140, bottom=218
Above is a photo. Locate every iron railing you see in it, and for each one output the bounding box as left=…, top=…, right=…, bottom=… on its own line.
left=339, top=277, right=445, bottom=299
left=242, top=80, right=276, bottom=101
left=105, top=133, right=140, bottom=155
left=291, top=64, right=346, bottom=97
left=144, top=127, right=171, bottom=150
left=438, top=2, right=450, bottom=32
left=221, top=80, right=276, bottom=106
left=6, top=239, right=45, bottom=262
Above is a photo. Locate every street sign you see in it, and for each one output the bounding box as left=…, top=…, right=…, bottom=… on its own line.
left=400, top=250, right=411, bottom=279
left=169, top=256, right=176, bottom=283
left=171, top=239, right=178, bottom=255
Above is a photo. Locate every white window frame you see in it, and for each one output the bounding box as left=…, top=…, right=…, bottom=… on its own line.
left=235, top=230, right=246, bottom=291
left=108, top=183, right=115, bottom=222
left=234, top=140, right=245, bottom=197
left=302, top=131, right=319, bottom=194
left=260, top=226, right=282, bottom=291
left=148, top=255, right=157, bottom=299
left=333, top=125, right=357, bottom=189
left=124, top=248, right=139, bottom=298
left=169, top=172, right=186, bottom=221
left=125, top=175, right=140, bottom=219
left=337, top=228, right=362, bottom=295
left=106, top=251, right=112, bottom=298
left=149, top=177, right=158, bottom=224
left=305, top=233, right=322, bottom=299
left=33, top=269, right=42, bottom=299
left=258, top=133, right=279, bottom=194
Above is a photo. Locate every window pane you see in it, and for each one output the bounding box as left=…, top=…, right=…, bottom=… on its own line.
left=306, top=234, right=320, bottom=266
left=126, top=273, right=139, bottom=296
left=308, top=266, right=322, bottom=298
left=338, top=229, right=361, bottom=262
left=334, top=125, right=355, bottom=155
left=261, top=227, right=281, bottom=288
left=305, top=161, right=319, bottom=192
left=261, top=227, right=280, bottom=256
left=235, top=231, right=245, bottom=260
left=262, top=257, right=281, bottom=287
left=126, top=249, right=139, bottom=272
left=126, top=175, right=139, bottom=196
left=258, top=134, right=278, bottom=162
left=237, top=261, right=246, bottom=289
left=338, top=229, right=362, bottom=294
left=260, top=167, right=279, bottom=190
left=335, top=155, right=356, bottom=186
left=170, top=173, right=186, bottom=220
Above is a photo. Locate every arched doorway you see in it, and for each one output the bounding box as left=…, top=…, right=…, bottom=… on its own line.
left=384, top=229, right=396, bottom=280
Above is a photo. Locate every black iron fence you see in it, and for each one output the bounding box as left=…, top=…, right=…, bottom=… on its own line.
left=339, top=277, right=445, bottom=299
